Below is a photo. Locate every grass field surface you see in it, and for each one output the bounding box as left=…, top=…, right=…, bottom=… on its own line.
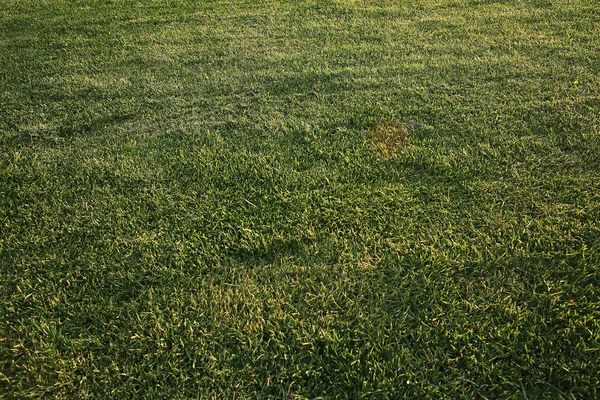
left=1, top=0, right=599, bottom=398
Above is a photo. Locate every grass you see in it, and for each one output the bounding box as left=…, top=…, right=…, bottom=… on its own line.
left=1, top=0, right=599, bottom=398
left=369, top=121, right=409, bottom=158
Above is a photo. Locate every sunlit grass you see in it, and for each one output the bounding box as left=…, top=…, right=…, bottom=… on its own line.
left=1, top=0, right=599, bottom=398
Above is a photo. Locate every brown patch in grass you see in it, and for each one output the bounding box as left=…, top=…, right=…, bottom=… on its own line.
left=368, top=121, right=409, bottom=158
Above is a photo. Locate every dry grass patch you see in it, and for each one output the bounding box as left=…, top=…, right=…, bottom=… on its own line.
left=368, top=120, right=409, bottom=158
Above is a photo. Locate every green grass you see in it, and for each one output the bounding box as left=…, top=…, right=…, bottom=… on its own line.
left=1, top=0, right=599, bottom=398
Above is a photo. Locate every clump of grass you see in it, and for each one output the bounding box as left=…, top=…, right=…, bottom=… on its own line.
left=368, top=120, right=409, bottom=158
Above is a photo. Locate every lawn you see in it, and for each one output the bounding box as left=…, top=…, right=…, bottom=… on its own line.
left=1, top=0, right=599, bottom=398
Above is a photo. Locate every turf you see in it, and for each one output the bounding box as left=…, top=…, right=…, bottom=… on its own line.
left=1, top=0, right=599, bottom=398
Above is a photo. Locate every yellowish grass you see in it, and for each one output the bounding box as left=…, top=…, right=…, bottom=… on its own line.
left=368, top=120, right=409, bottom=158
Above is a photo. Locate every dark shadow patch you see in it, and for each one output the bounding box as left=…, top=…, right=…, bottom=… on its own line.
left=229, top=236, right=313, bottom=268
left=57, top=112, right=134, bottom=138
left=19, top=125, right=64, bottom=147
left=258, top=69, right=354, bottom=98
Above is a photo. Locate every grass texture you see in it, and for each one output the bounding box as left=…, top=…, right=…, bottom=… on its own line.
left=1, top=0, right=599, bottom=398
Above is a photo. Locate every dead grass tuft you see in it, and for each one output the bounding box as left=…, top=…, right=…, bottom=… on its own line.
left=368, top=120, right=409, bottom=158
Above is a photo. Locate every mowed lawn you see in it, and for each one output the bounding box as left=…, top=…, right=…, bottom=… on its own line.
left=1, top=0, right=599, bottom=398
